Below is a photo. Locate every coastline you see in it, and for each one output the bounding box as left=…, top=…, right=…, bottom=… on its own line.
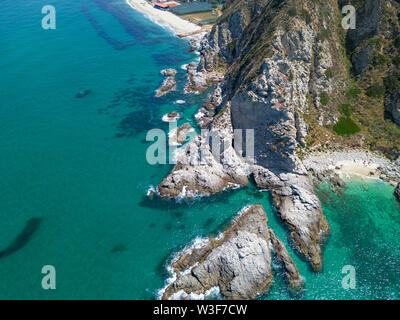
left=303, top=150, right=400, bottom=185
left=126, top=0, right=202, bottom=36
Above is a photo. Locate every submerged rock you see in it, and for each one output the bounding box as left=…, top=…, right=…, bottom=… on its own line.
left=185, top=62, right=207, bottom=94
left=162, top=112, right=181, bottom=123
left=110, top=244, right=127, bottom=253
left=0, top=218, right=43, bottom=259
left=76, top=89, right=91, bottom=98
left=161, top=205, right=273, bottom=300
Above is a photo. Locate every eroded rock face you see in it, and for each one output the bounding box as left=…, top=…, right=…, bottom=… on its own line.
left=169, top=123, right=193, bottom=146
left=386, top=91, right=400, bottom=126
left=227, top=22, right=330, bottom=271
left=157, top=2, right=337, bottom=272
left=156, top=69, right=177, bottom=97
left=157, top=105, right=250, bottom=198
left=395, top=183, right=400, bottom=202
left=268, top=228, right=303, bottom=293
left=185, top=62, right=208, bottom=94
left=161, top=204, right=273, bottom=300
left=253, top=166, right=330, bottom=271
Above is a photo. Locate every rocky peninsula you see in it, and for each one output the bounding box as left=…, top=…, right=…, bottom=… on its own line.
left=151, top=0, right=400, bottom=300
left=160, top=204, right=302, bottom=300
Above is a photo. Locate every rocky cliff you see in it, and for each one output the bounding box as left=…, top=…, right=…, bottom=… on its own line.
left=342, top=0, right=400, bottom=155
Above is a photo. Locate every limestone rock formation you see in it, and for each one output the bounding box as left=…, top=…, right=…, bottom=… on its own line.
left=253, top=166, right=330, bottom=271
left=185, top=62, right=208, bottom=94
left=162, top=112, right=181, bottom=122
left=157, top=105, right=250, bottom=198
left=395, top=183, right=400, bottom=202
left=268, top=228, right=304, bottom=293
left=157, top=0, right=400, bottom=272
left=386, top=90, right=400, bottom=126
left=168, top=123, right=193, bottom=146
left=161, top=204, right=273, bottom=300
left=155, top=68, right=177, bottom=97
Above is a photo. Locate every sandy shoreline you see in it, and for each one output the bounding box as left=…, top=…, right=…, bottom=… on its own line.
left=126, top=0, right=202, bottom=35
left=303, top=150, right=400, bottom=185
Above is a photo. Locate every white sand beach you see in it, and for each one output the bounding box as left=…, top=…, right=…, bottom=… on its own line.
left=126, top=0, right=202, bottom=35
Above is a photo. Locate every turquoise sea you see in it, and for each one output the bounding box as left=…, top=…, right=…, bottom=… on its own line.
left=0, top=0, right=399, bottom=299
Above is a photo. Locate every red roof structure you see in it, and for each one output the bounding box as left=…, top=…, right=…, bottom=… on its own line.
left=154, top=3, right=168, bottom=8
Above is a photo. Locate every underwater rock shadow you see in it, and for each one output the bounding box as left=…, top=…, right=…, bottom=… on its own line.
left=138, top=185, right=246, bottom=211
left=0, top=218, right=43, bottom=259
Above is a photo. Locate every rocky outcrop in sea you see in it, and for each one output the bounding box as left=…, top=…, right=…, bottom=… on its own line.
left=158, top=5, right=336, bottom=271
left=160, top=204, right=300, bottom=300
left=157, top=0, right=400, bottom=292
left=162, top=112, right=181, bottom=123
left=268, top=228, right=303, bottom=293
left=168, top=123, right=194, bottom=146
left=158, top=105, right=250, bottom=198
left=155, top=68, right=177, bottom=97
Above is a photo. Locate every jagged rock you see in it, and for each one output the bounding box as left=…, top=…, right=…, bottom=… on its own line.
left=268, top=228, right=303, bottom=293
left=162, top=112, right=181, bottom=122
left=76, top=89, right=91, bottom=98
left=185, top=62, right=207, bottom=94
left=253, top=166, right=330, bottom=271
left=169, top=123, right=193, bottom=146
left=161, top=204, right=273, bottom=300
left=157, top=105, right=250, bottom=198
left=330, top=172, right=346, bottom=196
left=162, top=68, right=177, bottom=77
left=158, top=7, right=333, bottom=271
left=195, top=107, right=214, bottom=129
left=295, top=111, right=308, bottom=147
left=205, top=84, right=224, bottom=111
left=395, top=183, right=400, bottom=202
left=156, top=69, right=177, bottom=97
left=346, top=0, right=384, bottom=75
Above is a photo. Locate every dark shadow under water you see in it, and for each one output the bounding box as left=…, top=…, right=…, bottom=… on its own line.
left=0, top=218, right=43, bottom=259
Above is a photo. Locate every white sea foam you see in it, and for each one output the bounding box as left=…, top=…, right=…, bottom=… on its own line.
left=169, top=286, right=221, bottom=300
left=194, top=109, right=205, bottom=120
left=157, top=236, right=211, bottom=300
left=146, top=185, right=159, bottom=197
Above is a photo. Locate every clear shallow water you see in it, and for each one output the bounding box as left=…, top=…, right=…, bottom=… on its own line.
left=0, top=0, right=399, bottom=300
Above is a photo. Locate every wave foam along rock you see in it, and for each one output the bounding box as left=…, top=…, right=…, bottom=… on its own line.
left=126, top=0, right=201, bottom=36
left=157, top=104, right=250, bottom=198
left=160, top=204, right=273, bottom=300
left=155, top=69, right=177, bottom=97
